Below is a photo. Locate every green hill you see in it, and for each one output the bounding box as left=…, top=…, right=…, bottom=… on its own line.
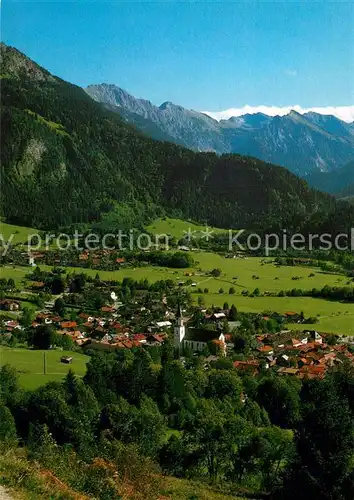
left=306, top=160, right=354, bottom=195
left=2, top=43, right=350, bottom=234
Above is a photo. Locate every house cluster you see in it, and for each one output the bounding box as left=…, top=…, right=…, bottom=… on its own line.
left=234, top=329, right=354, bottom=379
left=31, top=308, right=169, bottom=350
left=1, top=319, right=23, bottom=334
left=21, top=298, right=237, bottom=355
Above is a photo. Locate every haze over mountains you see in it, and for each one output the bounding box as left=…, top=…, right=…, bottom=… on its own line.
left=86, top=84, right=354, bottom=186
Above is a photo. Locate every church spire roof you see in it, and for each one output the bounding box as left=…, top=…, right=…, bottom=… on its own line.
left=176, top=301, right=183, bottom=319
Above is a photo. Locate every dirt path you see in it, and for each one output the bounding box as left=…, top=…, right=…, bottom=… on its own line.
left=0, top=486, right=12, bottom=500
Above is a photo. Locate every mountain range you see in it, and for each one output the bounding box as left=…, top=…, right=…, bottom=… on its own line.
left=86, top=84, right=354, bottom=184
left=1, top=43, right=353, bottom=235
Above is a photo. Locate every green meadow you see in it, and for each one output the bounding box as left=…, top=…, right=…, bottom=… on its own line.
left=0, top=265, right=30, bottom=283
left=0, top=347, right=89, bottom=390
left=147, top=217, right=229, bottom=239
left=0, top=221, right=38, bottom=245
left=204, top=294, right=354, bottom=335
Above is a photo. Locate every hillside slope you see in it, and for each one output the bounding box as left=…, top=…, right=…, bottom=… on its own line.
left=306, top=160, right=354, bottom=195
left=0, top=43, right=350, bottom=233
left=0, top=446, right=241, bottom=500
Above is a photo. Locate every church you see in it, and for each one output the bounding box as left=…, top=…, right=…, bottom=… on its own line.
left=174, top=304, right=226, bottom=355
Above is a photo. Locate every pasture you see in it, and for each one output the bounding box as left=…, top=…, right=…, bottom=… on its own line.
left=0, top=347, right=89, bottom=390
left=0, top=222, right=38, bottom=244
left=146, top=217, right=229, bottom=239
left=202, top=294, right=354, bottom=335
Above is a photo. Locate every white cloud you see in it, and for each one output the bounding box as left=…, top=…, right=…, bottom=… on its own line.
left=203, top=105, right=354, bottom=123
left=285, top=69, right=297, bottom=77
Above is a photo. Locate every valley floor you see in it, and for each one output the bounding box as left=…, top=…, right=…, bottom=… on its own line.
left=3, top=252, right=354, bottom=335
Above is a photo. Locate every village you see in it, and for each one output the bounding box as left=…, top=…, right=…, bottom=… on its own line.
left=1, top=267, right=354, bottom=381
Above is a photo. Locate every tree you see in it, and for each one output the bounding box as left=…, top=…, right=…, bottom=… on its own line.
left=159, top=360, right=187, bottom=413
left=27, top=422, right=57, bottom=460
left=159, top=434, right=186, bottom=477
left=54, top=297, right=65, bottom=317
left=205, top=369, right=242, bottom=402
left=0, top=405, right=17, bottom=445
left=135, top=395, right=166, bottom=457
left=100, top=395, right=165, bottom=459
left=229, top=428, right=261, bottom=483
left=197, top=295, right=205, bottom=307
left=7, top=278, right=15, bottom=290
left=130, top=349, right=156, bottom=403
left=242, top=399, right=270, bottom=427
left=0, top=364, right=20, bottom=406
left=51, top=277, right=65, bottom=295
left=229, top=304, right=238, bottom=321
left=223, top=302, right=229, bottom=310
left=30, top=324, right=55, bottom=350
left=277, top=378, right=354, bottom=499
left=20, top=307, right=33, bottom=327
left=54, top=333, right=74, bottom=350
left=191, top=309, right=204, bottom=328
left=256, top=376, right=300, bottom=428
left=26, top=382, right=72, bottom=445
left=233, top=330, right=256, bottom=353
left=229, top=287, right=236, bottom=295
left=63, top=370, right=100, bottom=451
left=258, top=426, right=294, bottom=489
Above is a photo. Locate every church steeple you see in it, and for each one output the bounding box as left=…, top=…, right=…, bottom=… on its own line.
left=177, top=302, right=182, bottom=316
left=174, top=301, right=185, bottom=347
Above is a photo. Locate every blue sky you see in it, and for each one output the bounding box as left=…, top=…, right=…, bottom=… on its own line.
left=2, top=1, right=354, bottom=112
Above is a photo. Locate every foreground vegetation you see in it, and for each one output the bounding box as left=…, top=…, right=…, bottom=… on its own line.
left=1, top=343, right=354, bottom=499
left=0, top=446, right=242, bottom=500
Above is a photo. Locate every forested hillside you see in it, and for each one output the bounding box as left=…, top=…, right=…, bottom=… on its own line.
left=1, top=43, right=352, bottom=232
left=306, top=160, right=354, bottom=195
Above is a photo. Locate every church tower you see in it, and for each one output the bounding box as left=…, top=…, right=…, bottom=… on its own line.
left=174, top=303, right=185, bottom=348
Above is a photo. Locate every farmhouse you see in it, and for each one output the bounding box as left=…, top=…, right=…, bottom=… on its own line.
left=60, top=356, right=73, bottom=364
left=0, top=299, right=20, bottom=311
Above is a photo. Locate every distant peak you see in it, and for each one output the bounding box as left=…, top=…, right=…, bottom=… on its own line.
left=288, top=109, right=302, bottom=117
left=159, top=101, right=174, bottom=110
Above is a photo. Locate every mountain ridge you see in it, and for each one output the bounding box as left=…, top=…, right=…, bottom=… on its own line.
left=1, top=42, right=353, bottom=234
left=85, top=83, right=354, bottom=179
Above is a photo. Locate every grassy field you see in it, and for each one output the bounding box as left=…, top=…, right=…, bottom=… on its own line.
left=0, top=347, right=89, bottom=390
left=147, top=217, right=229, bottom=239
left=0, top=222, right=38, bottom=245
left=0, top=265, right=32, bottom=285
left=204, top=294, right=354, bottom=335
